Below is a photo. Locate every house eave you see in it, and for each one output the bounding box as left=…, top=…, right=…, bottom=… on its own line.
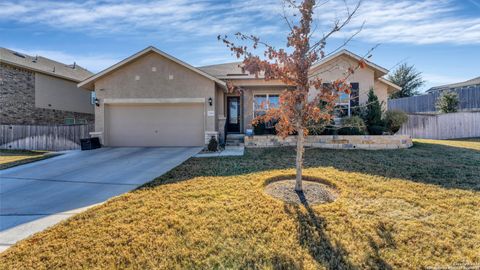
left=0, top=59, right=83, bottom=83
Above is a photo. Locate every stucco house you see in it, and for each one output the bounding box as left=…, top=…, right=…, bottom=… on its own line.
left=0, top=47, right=94, bottom=125
left=427, top=76, right=480, bottom=93
left=78, top=46, right=400, bottom=147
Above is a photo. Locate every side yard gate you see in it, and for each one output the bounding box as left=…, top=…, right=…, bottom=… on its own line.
left=0, top=124, right=93, bottom=151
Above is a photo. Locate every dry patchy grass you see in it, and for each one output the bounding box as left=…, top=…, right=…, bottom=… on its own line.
left=0, top=149, right=52, bottom=170
left=1, top=139, right=479, bottom=269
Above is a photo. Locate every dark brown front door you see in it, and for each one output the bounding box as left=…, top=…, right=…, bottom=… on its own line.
left=227, top=96, right=240, bottom=133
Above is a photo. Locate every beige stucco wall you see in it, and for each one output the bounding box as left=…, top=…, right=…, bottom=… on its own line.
left=93, top=52, right=217, bottom=138
left=309, top=55, right=376, bottom=105
left=374, top=80, right=389, bottom=110
left=35, top=73, right=94, bottom=114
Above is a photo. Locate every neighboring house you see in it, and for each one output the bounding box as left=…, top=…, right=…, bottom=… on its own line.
left=78, top=46, right=400, bottom=147
left=427, top=76, right=480, bottom=93
left=388, top=76, right=480, bottom=114
left=0, top=48, right=94, bottom=125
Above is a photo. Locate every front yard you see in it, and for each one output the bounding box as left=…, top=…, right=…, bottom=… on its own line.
left=1, top=139, right=479, bottom=269
left=0, top=149, right=53, bottom=170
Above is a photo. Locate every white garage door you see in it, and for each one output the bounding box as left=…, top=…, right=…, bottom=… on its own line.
left=105, top=103, right=204, bottom=147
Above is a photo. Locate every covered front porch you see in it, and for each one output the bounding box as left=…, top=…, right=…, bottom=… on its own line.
left=217, top=85, right=285, bottom=144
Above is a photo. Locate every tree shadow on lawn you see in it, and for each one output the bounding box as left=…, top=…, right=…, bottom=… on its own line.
left=147, top=141, right=480, bottom=191
left=283, top=191, right=393, bottom=270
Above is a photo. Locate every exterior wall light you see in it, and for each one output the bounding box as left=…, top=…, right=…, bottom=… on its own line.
left=208, top=97, right=213, bottom=106
left=95, top=98, right=100, bottom=107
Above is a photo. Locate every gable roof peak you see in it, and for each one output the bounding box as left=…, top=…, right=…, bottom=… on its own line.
left=311, top=49, right=389, bottom=77
left=78, top=46, right=226, bottom=90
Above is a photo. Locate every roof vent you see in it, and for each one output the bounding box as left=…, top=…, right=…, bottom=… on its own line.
left=67, top=62, right=77, bottom=69
left=32, top=55, right=38, bottom=62
left=53, top=66, right=56, bottom=73
left=13, top=52, right=26, bottom=58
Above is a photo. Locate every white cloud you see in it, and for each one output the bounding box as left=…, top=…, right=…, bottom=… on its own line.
left=0, top=0, right=282, bottom=38
left=313, top=0, right=480, bottom=45
left=0, top=0, right=478, bottom=45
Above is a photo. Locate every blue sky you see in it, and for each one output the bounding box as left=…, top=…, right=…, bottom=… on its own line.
left=1, top=0, right=479, bottom=92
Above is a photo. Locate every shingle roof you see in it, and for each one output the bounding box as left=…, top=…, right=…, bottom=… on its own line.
left=0, top=47, right=93, bottom=82
left=198, top=49, right=391, bottom=81
left=197, top=62, right=261, bottom=79
left=427, top=76, right=480, bottom=93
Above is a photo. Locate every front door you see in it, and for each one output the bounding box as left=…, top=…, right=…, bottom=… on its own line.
left=227, top=96, right=240, bottom=133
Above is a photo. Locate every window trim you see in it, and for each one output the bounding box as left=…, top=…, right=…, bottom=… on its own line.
left=90, top=91, right=97, bottom=105
left=332, top=82, right=359, bottom=119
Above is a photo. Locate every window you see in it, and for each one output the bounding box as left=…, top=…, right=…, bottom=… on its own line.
left=64, top=118, right=75, bottom=125
left=253, top=94, right=279, bottom=117
left=323, top=82, right=359, bottom=119
left=76, top=119, right=87, bottom=124
left=350, top=83, right=359, bottom=109
left=90, top=91, right=96, bottom=105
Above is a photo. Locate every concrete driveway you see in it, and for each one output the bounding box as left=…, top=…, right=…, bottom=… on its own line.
left=0, top=147, right=201, bottom=252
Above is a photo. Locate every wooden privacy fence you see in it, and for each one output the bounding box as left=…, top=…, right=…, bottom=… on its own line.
left=0, top=124, right=93, bottom=151
left=388, top=87, right=480, bottom=114
left=396, top=112, right=480, bottom=139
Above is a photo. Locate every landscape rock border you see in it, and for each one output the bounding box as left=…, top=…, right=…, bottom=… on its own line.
left=264, top=175, right=339, bottom=205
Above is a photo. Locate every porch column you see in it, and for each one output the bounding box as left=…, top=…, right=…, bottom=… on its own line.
left=243, top=89, right=254, bottom=132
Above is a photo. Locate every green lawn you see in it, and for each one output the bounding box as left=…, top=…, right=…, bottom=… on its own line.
left=0, top=149, right=53, bottom=170
left=1, top=139, right=479, bottom=269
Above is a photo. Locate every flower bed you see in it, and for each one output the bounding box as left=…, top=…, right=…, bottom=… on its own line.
left=244, top=135, right=412, bottom=149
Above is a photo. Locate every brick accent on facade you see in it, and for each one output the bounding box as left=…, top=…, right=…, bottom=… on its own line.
left=0, top=63, right=94, bottom=125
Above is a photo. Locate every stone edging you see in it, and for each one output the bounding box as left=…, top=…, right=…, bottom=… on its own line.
left=244, top=135, right=413, bottom=150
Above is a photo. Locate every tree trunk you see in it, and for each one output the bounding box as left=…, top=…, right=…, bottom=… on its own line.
left=295, top=127, right=305, bottom=192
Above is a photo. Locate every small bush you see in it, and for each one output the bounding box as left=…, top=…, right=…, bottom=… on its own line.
left=207, top=136, right=218, bottom=152
left=320, top=125, right=337, bottom=135
left=338, top=127, right=363, bottom=135
left=436, top=90, right=459, bottom=113
left=368, top=125, right=386, bottom=135
left=320, top=125, right=338, bottom=135
left=307, top=119, right=332, bottom=135
left=384, top=110, right=408, bottom=133
left=253, top=121, right=277, bottom=135
left=341, top=116, right=367, bottom=134
left=253, top=122, right=266, bottom=135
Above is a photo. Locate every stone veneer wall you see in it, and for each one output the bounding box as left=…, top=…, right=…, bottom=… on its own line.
left=245, top=135, right=413, bottom=150
left=0, top=63, right=94, bottom=125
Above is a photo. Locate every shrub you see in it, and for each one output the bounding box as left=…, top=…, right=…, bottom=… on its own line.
left=320, top=125, right=337, bottom=135
left=253, top=122, right=266, bottom=135
left=365, top=88, right=384, bottom=127
left=307, top=119, right=332, bottom=135
left=253, top=120, right=277, bottom=135
left=207, top=136, right=218, bottom=152
left=341, top=116, right=367, bottom=134
left=436, top=90, right=459, bottom=113
left=384, top=110, right=408, bottom=133
left=338, top=127, right=363, bottom=135
left=368, top=125, right=386, bottom=135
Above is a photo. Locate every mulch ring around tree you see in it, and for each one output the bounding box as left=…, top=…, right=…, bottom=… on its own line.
left=264, top=179, right=338, bottom=205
